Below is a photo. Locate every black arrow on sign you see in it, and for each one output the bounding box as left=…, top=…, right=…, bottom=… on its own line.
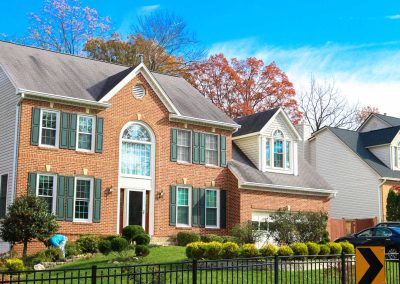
left=358, top=248, right=383, bottom=284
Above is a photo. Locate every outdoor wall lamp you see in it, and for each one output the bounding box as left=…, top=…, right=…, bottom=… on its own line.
left=108, top=186, right=114, bottom=194
left=157, top=190, right=164, bottom=200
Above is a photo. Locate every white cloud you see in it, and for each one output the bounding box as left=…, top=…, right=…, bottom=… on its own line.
left=387, top=14, right=400, bottom=20
left=208, top=39, right=400, bottom=117
left=138, top=5, right=160, bottom=14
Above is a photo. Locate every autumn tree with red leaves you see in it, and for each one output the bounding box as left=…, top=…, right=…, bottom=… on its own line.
left=356, top=106, right=379, bottom=125
left=186, top=54, right=302, bottom=123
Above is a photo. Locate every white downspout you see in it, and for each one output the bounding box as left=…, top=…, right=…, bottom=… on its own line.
left=378, top=178, right=387, bottom=222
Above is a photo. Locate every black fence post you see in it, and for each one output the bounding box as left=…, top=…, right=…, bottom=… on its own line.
left=398, top=252, right=400, bottom=281
left=91, top=265, right=97, bottom=284
left=341, top=252, right=346, bottom=284
left=192, top=259, right=198, bottom=284
left=274, top=255, right=279, bottom=284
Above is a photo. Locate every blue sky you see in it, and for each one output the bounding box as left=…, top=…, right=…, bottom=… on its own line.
left=1, top=0, right=400, bottom=115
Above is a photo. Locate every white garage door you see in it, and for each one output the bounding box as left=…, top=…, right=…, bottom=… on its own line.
left=252, top=210, right=275, bottom=248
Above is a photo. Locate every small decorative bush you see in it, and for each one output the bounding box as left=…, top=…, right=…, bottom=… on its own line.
left=177, top=232, right=200, bottom=246
left=241, top=244, right=259, bottom=258
left=33, top=247, right=64, bottom=264
left=98, top=240, right=112, bottom=255
left=185, top=242, right=207, bottom=259
left=231, top=222, right=258, bottom=244
left=277, top=246, right=294, bottom=256
left=135, top=234, right=151, bottom=246
left=259, top=244, right=278, bottom=256
left=319, top=244, right=330, bottom=255
left=201, top=234, right=224, bottom=243
left=221, top=242, right=240, bottom=259
left=122, top=225, right=145, bottom=243
left=290, top=243, right=308, bottom=256
left=327, top=242, right=342, bottom=255
left=76, top=235, right=99, bottom=253
left=135, top=245, right=150, bottom=257
left=65, top=241, right=81, bottom=257
left=5, top=259, right=25, bottom=272
left=339, top=242, right=355, bottom=254
left=306, top=242, right=320, bottom=256
left=205, top=241, right=223, bottom=260
left=111, top=237, right=128, bottom=252
left=221, top=236, right=239, bottom=243
left=103, top=235, right=119, bottom=242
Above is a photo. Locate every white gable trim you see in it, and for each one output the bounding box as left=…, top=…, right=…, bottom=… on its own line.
left=99, top=63, right=180, bottom=115
left=260, top=108, right=301, bottom=140
left=357, top=114, right=391, bottom=132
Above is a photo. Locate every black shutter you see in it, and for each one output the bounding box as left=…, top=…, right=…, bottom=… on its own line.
left=56, top=176, right=66, bottom=220
left=95, top=117, right=104, bottom=153
left=199, top=188, right=205, bottom=227
left=93, top=179, right=102, bottom=222
left=170, top=186, right=177, bottom=226
left=192, top=188, right=200, bottom=227
left=171, top=129, right=178, bottom=162
left=0, top=175, right=8, bottom=218
left=220, top=190, right=227, bottom=228
left=28, top=172, right=37, bottom=196
left=30, top=108, right=41, bottom=146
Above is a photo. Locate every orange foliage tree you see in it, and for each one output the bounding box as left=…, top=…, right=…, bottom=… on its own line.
left=356, top=106, right=379, bottom=125
left=186, top=53, right=302, bottom=122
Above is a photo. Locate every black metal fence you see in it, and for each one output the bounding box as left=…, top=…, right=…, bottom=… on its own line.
left=1, top=253, right=399, bottom=283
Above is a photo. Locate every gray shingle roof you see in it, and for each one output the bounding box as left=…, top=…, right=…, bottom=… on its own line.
left=375, top=113, right=400, bottom=127
left=229, top=144, right=332, bottom=191
left=0, top=41, right=236, bottom=126
left=327, top=127, right=400, bottom=179
left=361, top=126, right=400, bottom=147
left=233, top=108, right=279, bottom=137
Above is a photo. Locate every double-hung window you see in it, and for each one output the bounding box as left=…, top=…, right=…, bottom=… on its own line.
left=177, top=130, right=191, bottom=163
left=205, top=189, right=219, bottom=228
left=74, top=178, right=93, bottom=222
left=77, top=115, right=95, bottom=151
left=394, top=142, right=400, bottom=169
left=205, top=134, right=219, bottom=166
left=37, top=174, right=56, bottom=214
left=176, top=187, right=191, bottom=226
left=40, top=110, right=59, bottom=147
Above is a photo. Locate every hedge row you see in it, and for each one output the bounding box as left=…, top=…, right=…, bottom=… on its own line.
left=186, top=241, right=354, bottom=260
left=177, top=232, right=237, bottom=246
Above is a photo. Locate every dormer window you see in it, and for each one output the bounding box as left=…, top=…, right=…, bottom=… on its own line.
left=394, top=142, right=400, bottom=168
left=265, top=130, right=292, bottom=170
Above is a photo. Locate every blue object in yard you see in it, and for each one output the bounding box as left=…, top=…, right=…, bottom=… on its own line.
left=49, top=234, right=68, bottom=257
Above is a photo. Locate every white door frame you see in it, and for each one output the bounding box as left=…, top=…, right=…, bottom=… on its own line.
left=124, top=189, right=147, bottom=229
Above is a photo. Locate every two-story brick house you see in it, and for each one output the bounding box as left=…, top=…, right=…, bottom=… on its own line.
left=0, top=41, right=335, bottom=253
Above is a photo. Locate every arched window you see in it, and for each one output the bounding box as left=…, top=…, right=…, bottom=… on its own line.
left=273, top=130, right=284, bottom=168
left=121, top=124, right=152, bottom=176
left=266, top=129, right=292, bottom=170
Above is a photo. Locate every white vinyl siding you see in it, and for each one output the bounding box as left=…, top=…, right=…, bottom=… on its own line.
left=0, top=65, right=18, bottom=253
left=261, top=112, right=297, bottom=139
left=359, top=116, right=391, bottom=133
left=369, top=145, right=391, bottom=168
left=234, top=135, right=260, bottom=169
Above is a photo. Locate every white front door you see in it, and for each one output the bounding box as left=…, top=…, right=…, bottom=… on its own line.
left=124, top=189, right=146, bottom=230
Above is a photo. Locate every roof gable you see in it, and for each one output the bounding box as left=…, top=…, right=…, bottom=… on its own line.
left=358, top=113, right=400, bottom=132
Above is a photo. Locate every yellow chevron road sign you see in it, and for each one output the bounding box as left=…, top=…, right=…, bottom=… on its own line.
left=356, top=246, right=385, bottom=284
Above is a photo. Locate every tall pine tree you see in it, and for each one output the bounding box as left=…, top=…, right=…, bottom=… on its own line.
left=386, top=189, right=399, bottom=221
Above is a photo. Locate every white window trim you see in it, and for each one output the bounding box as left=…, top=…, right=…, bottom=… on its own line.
left=176, top=186, right=192, bottom=228
left=176, top=129, right=192, bottom=164
left=73, top=177, right=94, bottom=223
left=76, top=114, right=96, bottom=153
left=38, top=109, right=60, bottom=148
left=36, top=173, right=57, bottom=215
left=205, top=189, right=220, bottom=229
left=205, top=133, right=220, bottom=167
left=392, top=143, right=400, bottom=170
left=265, top=129, right=293, bottom=171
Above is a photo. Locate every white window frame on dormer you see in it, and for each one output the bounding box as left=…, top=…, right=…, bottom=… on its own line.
left=263, top=129, right=294, bottom=173
left=393, top=142, right=400, bottom=170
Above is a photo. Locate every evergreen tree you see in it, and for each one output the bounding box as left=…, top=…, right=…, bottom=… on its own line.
left=386, top=189, right=399, bottom=221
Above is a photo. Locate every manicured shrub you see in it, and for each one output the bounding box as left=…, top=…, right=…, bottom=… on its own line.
left=290, top=243, right=308, bottom=256
left=339, top=242, right=355, bottom=254
left=319, top=244, right=330, bottom=255
left=306, top=242, right=320, bottom=256
left=111, top=237, right=128, bottom=252
left=201, top=234, right=224, bottom=243
left=134, top=234, right=150, bottom=245
left=98, top=240, right=112, bottom=255
left=76, top=235, right=99, bottom=253
left=221, top=236, right=239, bottom=244
left=205, top=242, right=223, bottom=260
left=103, top=235, right=119, bottom=242
left=221, top=242, right=240, bottom=259
left=186, top=242, right=207, bottom=260
left=259, top=244, right=278, bottom=256
left=122, top=225, right=145, bottom=243
left=65, top=241, right=81, bottom=257
left=327, top=242, right=342, bottom=255
left=5, top=259, right=25, bottom=272
left=241, top=244, right=259, bottom=258
left=135, top=245, right=150, bottom=257
left=277, top=246, right=294, bottom=256
left=231, top=222, right=260, bottom=244
left=177, top=232, right=200, bottom=246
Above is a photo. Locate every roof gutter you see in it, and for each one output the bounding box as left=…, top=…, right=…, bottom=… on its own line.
left=240, top=181, right=337, bottom=198
left=18, top=88, right=111, bottom=109
left=169, top=114, right=240, bottom=130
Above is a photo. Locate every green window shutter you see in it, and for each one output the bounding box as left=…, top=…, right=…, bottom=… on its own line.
left=0, top=174, right=8, bottom=218
left=66, top=176, right=75, bottom=221
left=93, top=179, right=102, bottom=223
left=28, top=172, right=37, bottom=196
left=60, top=112, right=70, bottom=149
left=220, top=135, right=227, bottom=167
left=192, top=188, right=200, bottom=227
left=68, top=114, right=77, bottom=150
left=170, top=129, right=178, bottom=162
left=220, top=190, right=227, bottom=228
left=199, top=133, right=206, bottom=165
left=95, top=117, right=104, bottom=153
left=56, top=176, right=66, bottom=220
left=199, top=188, right=206, bottom=227
left=192, top=132, right=200, bottom=164
left=31, top=108, right=41, bottom=146
left=170, top=186, right=177, bottom=226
